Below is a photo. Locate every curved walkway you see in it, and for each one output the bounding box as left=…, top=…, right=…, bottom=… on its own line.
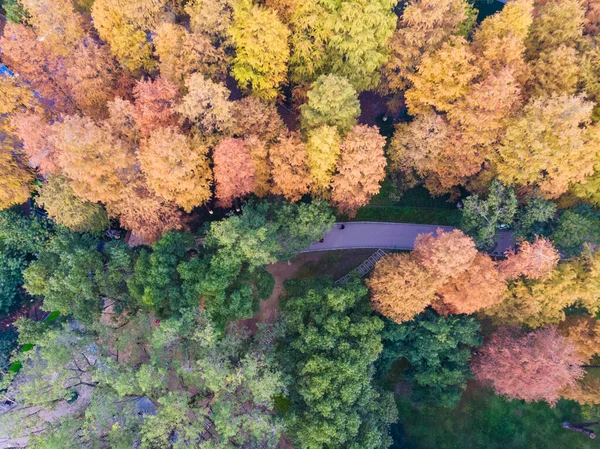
left=303, top=222, right=515, bottom=256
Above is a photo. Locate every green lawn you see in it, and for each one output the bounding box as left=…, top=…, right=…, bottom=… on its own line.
left=343, top=180, right=462, bottom=226
left=293, top=249, right=378, bottom=281
left=394, top=385, right=599, bottom=449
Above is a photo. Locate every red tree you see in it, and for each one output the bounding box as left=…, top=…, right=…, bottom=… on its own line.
left=472, top=326, right=585, bottom=405
left=499, top=236, right=560, bottom=280
left=213, top=138, right=256, bottom=208
left=133, top=77, right=179, bottom=135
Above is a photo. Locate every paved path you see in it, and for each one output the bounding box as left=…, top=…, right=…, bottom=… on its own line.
left=303, top=222, right=515, bottom=256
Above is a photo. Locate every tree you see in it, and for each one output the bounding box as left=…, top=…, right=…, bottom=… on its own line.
left=230, top=3, right=290, bottom=100
left=11, top=113, right=59, bottom=176
left=106, top=183, right=184, bottom=244
left=212, top=138, right=256, bottom=208
left=0, top=77, right=39, bottom=116
left=91, top=0, right=157, bottom=72
left=405, top=37, right=480, bottom=115
left=20, top=0, right=85, bottom=55
left=37, top=175, right=109, bottom=233
left=472, top=326, right=585, bottom=405
left=280, top=277, right=396, bottom=449
left=550, top=207, right=600, bottom=256
left=331, top=125, right=386, bottom=217
left=559, top=315, right=600, bottom=362
left=230, top=97, right=287, bottom=143
left=0, top=135, right=34, bottom=210
left=185, top=0, right=233, bottom=45
left=487, top=251, right=600, bottom=328
left=269, top=133, right=311, bottom=202
left=128, top=231, right=196, bottom=318
left=23, top=232, right=118, bottom=323
left=512, top=195, right=557, bottom=240
left=388, top=112, right=483, bottom=196
left=497, top=94, right=599, bottom=199
left=53, top=115, right=133, bottom=204
left=289, top=0, right=397, bottom=91
left=367, top=253, right=438, bottom=323
left=460, top=180, right=518, bottom=249
left=300, top=74, right=360, bottom=134
left=176, top=73, right=232, bottom=132
left=380, top=311, right=481, bottom=408
left=471, top=0, right=533, bottom=76
left=528, top=44, right=581, bottom=96
left=304, top=125, right=341, bottom=200
left=434, top=253, right=506, bottom=315
left=498, top=237, right=560, bottom=280
left=153, top=22, right=228, bottom=86
left=380, top=0, right=470, bottom=93
left=3, top=0, right=29, bottom=23
left=0, top=23, right=76, bottom=115
left=138, top=127, right=212, bottom=212
left=62, top=39, right=120, bottom=118
left=246, top=136, right=271, bottom=197
left=132, top=77, right=179, bottom=136
left=412, top=229, right=477, bottom=281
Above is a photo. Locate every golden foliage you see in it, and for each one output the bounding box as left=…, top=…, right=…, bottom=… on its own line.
left=230, top=97, right=287, bottom=143
left=559, top=315, right=600, bottom=362
left=138, top=127, right=212, bottom=212
left=413, top=229, right=478, bottom=280
left=176, top=74, right=231, bottom=132
left=269, top=132, right=310, bottom=202
left=367, top=253, right=438, bottom=323
left=306, top=125, right=341, bottom=198
left=0, top=135, right=35, bottom=210
left=331, top=125, right=386, bottom=217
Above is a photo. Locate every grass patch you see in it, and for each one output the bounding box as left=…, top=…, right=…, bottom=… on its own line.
left=343, top=180, right=462, bottom=226
left=293, top=249, right=379, bottom=281
left=395, top=384, right=599, bottom=449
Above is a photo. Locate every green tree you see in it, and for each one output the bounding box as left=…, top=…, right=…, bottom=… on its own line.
left=2, top=0, right=29, bottom=23
left=128, top=231, right=196, bottom=318
left=460, top=180, right=518, bottom=249
left=280, top=277, right=396, bottom=449
left=300, top=74, right=360, bottom=134
left=550, top=206, right=600, bottom=256
left=378, top=311, right=481, bottom=408
left=23, top=232, right=134, bottom=323
left=513, top=195, right=557, bottom=241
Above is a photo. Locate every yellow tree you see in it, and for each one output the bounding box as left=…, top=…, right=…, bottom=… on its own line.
left=497, top=94, right=599, bottom=199
left=331, top=125, right=386, bottom=217
left=107, top=182, right=184, bottom=244
left=269, top=132, right=310, bottom=202
left=185, top=0, right=233, bottom=45
left=37, top=175, right=110, bottom=233
left=0, top=135, right=34, bottom=210
left=246, top=136, right=271, bottom=197
left=405, top=36, right=480, bottom=115
left=63, top=39, right=120, bottom=118
left=212, top=137, right=256, bottom=208
left=471, top=0, right=533, bottom=77
left=434, top=253, right=507, bottom=315
left=0, top=77, right=39, bottom=116
left=53, top=115, right=133, bottom=204
left=91, top=0, right=158, bottom=72
left=230, top=3, right=290, bottom=100
left=176, top=74, right=232, bottom=133
left=528, top=44, right=581, bottom=96
left=138, top=127, right=212, bottom=212
left=367, top=253, right=438, bottom=323
left=380, top=0, right=469, bottom=93
left=559, top=315, right=600, bottom=362
left=153, top=22, right=228, bottom=86
left=21, top=0, right=85, bottom=55
left=230, top=97, right=287, bottom=143
left=306, top=125, right=341, bottom=198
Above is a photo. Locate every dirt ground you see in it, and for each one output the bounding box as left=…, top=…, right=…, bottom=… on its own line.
left=238, top=249, right=381, bottom=334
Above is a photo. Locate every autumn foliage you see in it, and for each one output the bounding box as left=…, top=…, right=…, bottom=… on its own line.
left=472, top=326, right=585, bottom=405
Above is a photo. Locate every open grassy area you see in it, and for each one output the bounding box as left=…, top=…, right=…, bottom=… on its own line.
left=345, top=180, right=462, bottom=226
left=394, top=385, right=599, bottom=449
left=293, top=249, right=380, bottom=281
